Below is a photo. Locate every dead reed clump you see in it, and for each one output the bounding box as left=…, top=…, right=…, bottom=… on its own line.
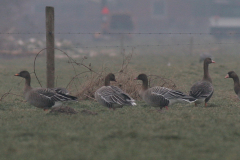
left=148, top=75, right=176, bottom=89
left=75, top=68, right=177, bottom=101
left=74, top=73, right=106, bottom=100
left=68, top=49, right=176, bottom=101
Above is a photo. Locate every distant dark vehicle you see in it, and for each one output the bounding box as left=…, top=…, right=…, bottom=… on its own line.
left=209, top=0, right=240, bottom=39
left=108, top=13, right=134, bottom=32
left=94, top=13, right=134, bottom=40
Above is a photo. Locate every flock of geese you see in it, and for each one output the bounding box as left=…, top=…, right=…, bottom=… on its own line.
left=14, top=58, right=240, bottom=111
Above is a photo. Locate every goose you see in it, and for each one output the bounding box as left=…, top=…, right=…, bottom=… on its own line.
left=225, top=71, right=240, bottom=99
left=189, top=58, right=215, bottom=107
left=14, top=71, right=77, bottom=111
left=134, top=73, right=196, bottom=110
left=95, top=73, right=136, bottom=109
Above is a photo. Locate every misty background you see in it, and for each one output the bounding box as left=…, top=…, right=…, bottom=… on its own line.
left=1, top=0, right=239, bottom=52
left=2, top=0, right=213, bottom=33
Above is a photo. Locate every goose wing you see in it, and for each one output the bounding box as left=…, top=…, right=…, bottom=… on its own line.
left=35, top=88, right=77, bottom=102
left=189, top=81, right=214, bottom=99
left=97, top=86, right=135, bottom=106
left=146, top=87, right=195, bottom=106
left=151, top=87, right=185, bottom=100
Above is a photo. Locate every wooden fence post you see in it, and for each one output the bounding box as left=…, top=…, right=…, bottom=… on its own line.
left=46, top=6, right=55, bottom=88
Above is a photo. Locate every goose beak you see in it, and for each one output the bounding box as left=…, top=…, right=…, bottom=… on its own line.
left=212, top=60, right=215, bottom=63
left=134, top=78, right=137, bottom=80
left=14, top=73, right=20, bottom=76
left=225, top=74, right=229, bottom=78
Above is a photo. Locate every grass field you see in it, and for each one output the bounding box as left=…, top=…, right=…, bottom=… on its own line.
left=1, top=39, right=240, bottom=160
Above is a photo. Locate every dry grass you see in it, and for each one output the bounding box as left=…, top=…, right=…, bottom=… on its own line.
left=74, top=67, right=177, bottom=100
left=2, top=38, right=240, bottom=160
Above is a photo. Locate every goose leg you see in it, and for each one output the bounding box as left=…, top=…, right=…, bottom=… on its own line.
left=165, top=106, right=169, bottom=110
left=205, top=103, right=207, bottom=107
left=195, top=103, right=197, bottom=107
left=44, top=108, right=49, bottom=111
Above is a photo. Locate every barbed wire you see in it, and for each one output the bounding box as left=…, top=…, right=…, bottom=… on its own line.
left=1, top=32, right=240, bottom=35
left=1, top=41, right=239, bottom=52
left=74, top=42, right=240, bottom=49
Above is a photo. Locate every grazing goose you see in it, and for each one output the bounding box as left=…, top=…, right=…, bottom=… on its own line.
left=225, top=71, right=240, bottom=99
left=14, top=71, right=77, bottom=111
left=95, top=73, right=136, bottom=109
left=135, top=73, right=196, bottom=110
left=189, top=58, right=215, bottom=107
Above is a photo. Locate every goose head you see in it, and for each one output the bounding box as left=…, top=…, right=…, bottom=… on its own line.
left=225, top=71, right=238, bottom=79
left=204, top=58, right=215, bottom=64
left=106, top=73, right=116, bottom=82
left=134, top=74, right=148, bottom=81
left=14, top=71, right=31, bottom=79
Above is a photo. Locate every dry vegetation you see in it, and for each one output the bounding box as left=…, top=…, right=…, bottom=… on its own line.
left=68, top=49, right=177, bottom=101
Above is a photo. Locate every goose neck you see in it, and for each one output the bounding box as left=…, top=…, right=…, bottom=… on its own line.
left=25, top=76, right=32, bottom=90
left=203, top=62, right=212, bottom=83
left=104, top=77, right=110, bottom=86
left=233, top=76, right=240, bottom=87
left=141, top=78, right=148, bottom=90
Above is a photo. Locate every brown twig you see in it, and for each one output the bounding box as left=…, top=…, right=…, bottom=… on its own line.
left=55, top=48, right=100, bottom=75
left=66, top=71, right=92, bottom=88
left=83, top=94, right=96, bottom=101
left=33, top=47, right=101, bottom=89
left=0, top=88, right=13, bottom=101
left=0, top=88, right=23, bottom=102
left=148, top=74, right=176, bottom=89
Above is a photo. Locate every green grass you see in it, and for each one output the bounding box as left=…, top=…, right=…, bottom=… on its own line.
left=1, top=41, right=240, bottom=160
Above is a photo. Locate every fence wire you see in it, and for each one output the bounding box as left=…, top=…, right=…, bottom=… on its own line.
left=0, top=42, right=239, bottom=52
left=0, top=32, right=240, bottom=35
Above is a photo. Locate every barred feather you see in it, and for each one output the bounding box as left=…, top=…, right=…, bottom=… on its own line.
left=95, top=86, right=136, bottom=108
left=37, top=88, right=77, bottom=101
left=142, top=86, right=196, bottom=109
left=50, top=87, right=70, bottom=95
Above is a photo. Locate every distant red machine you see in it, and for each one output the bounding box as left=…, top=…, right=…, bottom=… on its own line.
left=94, top=12, right=134, bottom=40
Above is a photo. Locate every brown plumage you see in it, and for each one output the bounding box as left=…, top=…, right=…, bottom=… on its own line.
left=225, top=71, right=240, bottom=99
left=14, top=71, right=77, bottom=111
left=135, top=74, right=196, bottom=110
left=189, top=58, right=215, bottom=107
left=95, top=73, right=136, bottom=109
